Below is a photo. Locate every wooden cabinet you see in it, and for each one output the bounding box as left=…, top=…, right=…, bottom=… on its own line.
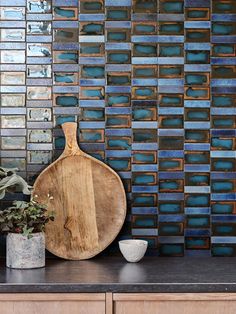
left=1, top=293, right=236, bottom=314
left=113, top=293, right=236, bottom=314
left=0, top=294, right=106, bottom=314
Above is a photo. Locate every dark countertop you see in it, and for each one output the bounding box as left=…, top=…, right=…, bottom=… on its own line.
left=0, top=256, right=236, bottom=293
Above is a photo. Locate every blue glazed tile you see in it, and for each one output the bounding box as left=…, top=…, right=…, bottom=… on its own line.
left=106, top=150, right=131, bottom=158
left=211, top=194, right=236, bottom=201
left=185, top=164, right=210, bottom=172
left=80, top=79, right=106, bottom=86
left=0, top=21, right=26, bottom=27
left=212, top=245, right=236, bottom=257
left=211, top=151, right=235, bottom=158
left=53, top=66, right=79, bottom=75
left=185, top=0, right=210, bottom=8
left=27, top=13, right=52, bottom=21
left=185, top=207, right=210, bottom=215
left=105, top=0, right=131, bottom=5
left=159, top=172, right=184, bottom=179
left=132, top=207, right=157, bottom=215
left=132, top=57, right=158, bottom=64
left=53, top=0, right=78, bottom=5
left=184, top=122, right=211, bottom=129
left=133, top=45, right=157, bottom=60
left=132, top=186, right=158, bottom=193
left=211, top=58, right=236, bottom=65
left=158, top=14, right=184, bottom=21
left=212, top=14, right=236, bottom=22
left=79, top=14, right=105, bottom=21
left=132, top=165, right=158, bottom=172
left=106, top=65, right=131, bottom=71
left=54, top=107, right=79, bottom=115
left=184, top=21, right=211, bottom=28
left=185, top=43, right=211, bottom=50
left=159, top=215, right=185, bottom=223
left=106, top=21, right=131, bottom=29
left=79, top=122, right=105, bottom=129
left=185, top=229, right=210, bottom=236
left=105, top=86, right=131, bottom=93
left=211, top=173, right=235, bottom=179
left=105, top=129, right=131, bottom=136
left=159, top=108, right=184, bottom=115
left=132, top=229, right=158, bottom=236
left=211, top=237, right=236, bottom=244
left=79, top=35, right=105, bottom=43
left=158, top=86, right=184, bottom=93
left=1, top=0, right=26, bottom=5
left=0, top=7, right=25, bottom=19
left=53, top=43, right=79, bottom=50
left=212, top=35, right=236, bottom=43
left=185, top=250, right=211, bottom=257
left=27, top=35, right=52, bottom=42
left=80, top=100, right=105, bottom=108
left=158, top=57, right=184, bottom=65
left=0, top=43, right=26, bottom=49
left=212, top=216, right=236, bottom=223
left=119, top=172, right=131, bottom=179
left=80, top=143, right=105, bottom=151
left=158, top=36, right=184, bottom=43
left=132, top=79, right=158, bottom=86
left=1, top=64, right=26, bottom=71
left=132, top=122, right=158, bottom=129
left=53, top=21, right=78, bottom=31
left=158, top=79, right=184, bottom=86
left=184, top=64, right=211, bottom=72
left=159, top=193, right=184, bottom=201
left=132, top=35, right=158, bottom=43
left=158, top=130, right=184, bottom=136
left=184, top=100, right=211, bottom=108
left=185, top=186, right=210, bottom=193
left=132, top=13, right=157, bottom=21
left=132, top=143, right=158, bottom=150
left=185, top=143, right=210, bottom=151
left=159, top=236, right=184, bottom=244
left=211, top=79, right=236, bottom=87
left=212, top=87, right=236, bottom=94
left=53, top=86, right=79, bottom=93
left=27, top=57, right=52, bottom=65
left=158, top=151, right=184, bottom=158
left=105, top=43, right=131, bottom=50
left=106, top=107, right=131, bottom=114
left=159, top=243, right=184, bottom=256
left=211, top=130, right=235, bottom=137
left=1, top=86, right=26, bottom=93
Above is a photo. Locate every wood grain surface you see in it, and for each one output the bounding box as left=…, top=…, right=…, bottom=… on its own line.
left=0, top=294, right=105, bottom=314
left=33, top=122, right=126, bottom=260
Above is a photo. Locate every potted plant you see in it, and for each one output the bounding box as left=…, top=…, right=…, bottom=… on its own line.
left=0, top=167, right=54, bottom=269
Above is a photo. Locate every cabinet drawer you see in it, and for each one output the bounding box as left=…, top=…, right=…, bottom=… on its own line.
left=113, top=293, right=236, bottom=314
left=0, top=293, right=106, bottom=314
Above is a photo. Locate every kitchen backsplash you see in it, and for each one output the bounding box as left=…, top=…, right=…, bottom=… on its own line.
left=0, top=0, right=235, bottom=257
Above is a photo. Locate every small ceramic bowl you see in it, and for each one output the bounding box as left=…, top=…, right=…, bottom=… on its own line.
left=119, top=239, right=148, bottom=263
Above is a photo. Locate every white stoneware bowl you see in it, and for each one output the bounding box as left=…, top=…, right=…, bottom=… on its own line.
left=119, top=239, right=148, bottom=263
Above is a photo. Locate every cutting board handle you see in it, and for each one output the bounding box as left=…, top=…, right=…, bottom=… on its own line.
left=62, top=122, right=81, bottom=156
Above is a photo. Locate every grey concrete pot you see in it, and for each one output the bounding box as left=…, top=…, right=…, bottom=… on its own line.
left=6, top=232, right=45, bottom=269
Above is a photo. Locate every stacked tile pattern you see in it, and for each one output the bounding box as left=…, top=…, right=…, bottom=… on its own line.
left=0, top=0, right=235, bottom=257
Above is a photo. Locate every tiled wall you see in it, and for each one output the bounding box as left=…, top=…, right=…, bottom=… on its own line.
left=0, top=0, right=235, bottom=257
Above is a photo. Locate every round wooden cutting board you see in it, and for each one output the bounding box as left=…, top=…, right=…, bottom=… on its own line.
left=33, top=122, right=126, bottom=260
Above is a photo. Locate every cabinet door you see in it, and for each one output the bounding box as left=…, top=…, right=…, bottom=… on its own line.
left=114, top=293, right=236, bottom=314
left=0, top=293, right=105, bottom=314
